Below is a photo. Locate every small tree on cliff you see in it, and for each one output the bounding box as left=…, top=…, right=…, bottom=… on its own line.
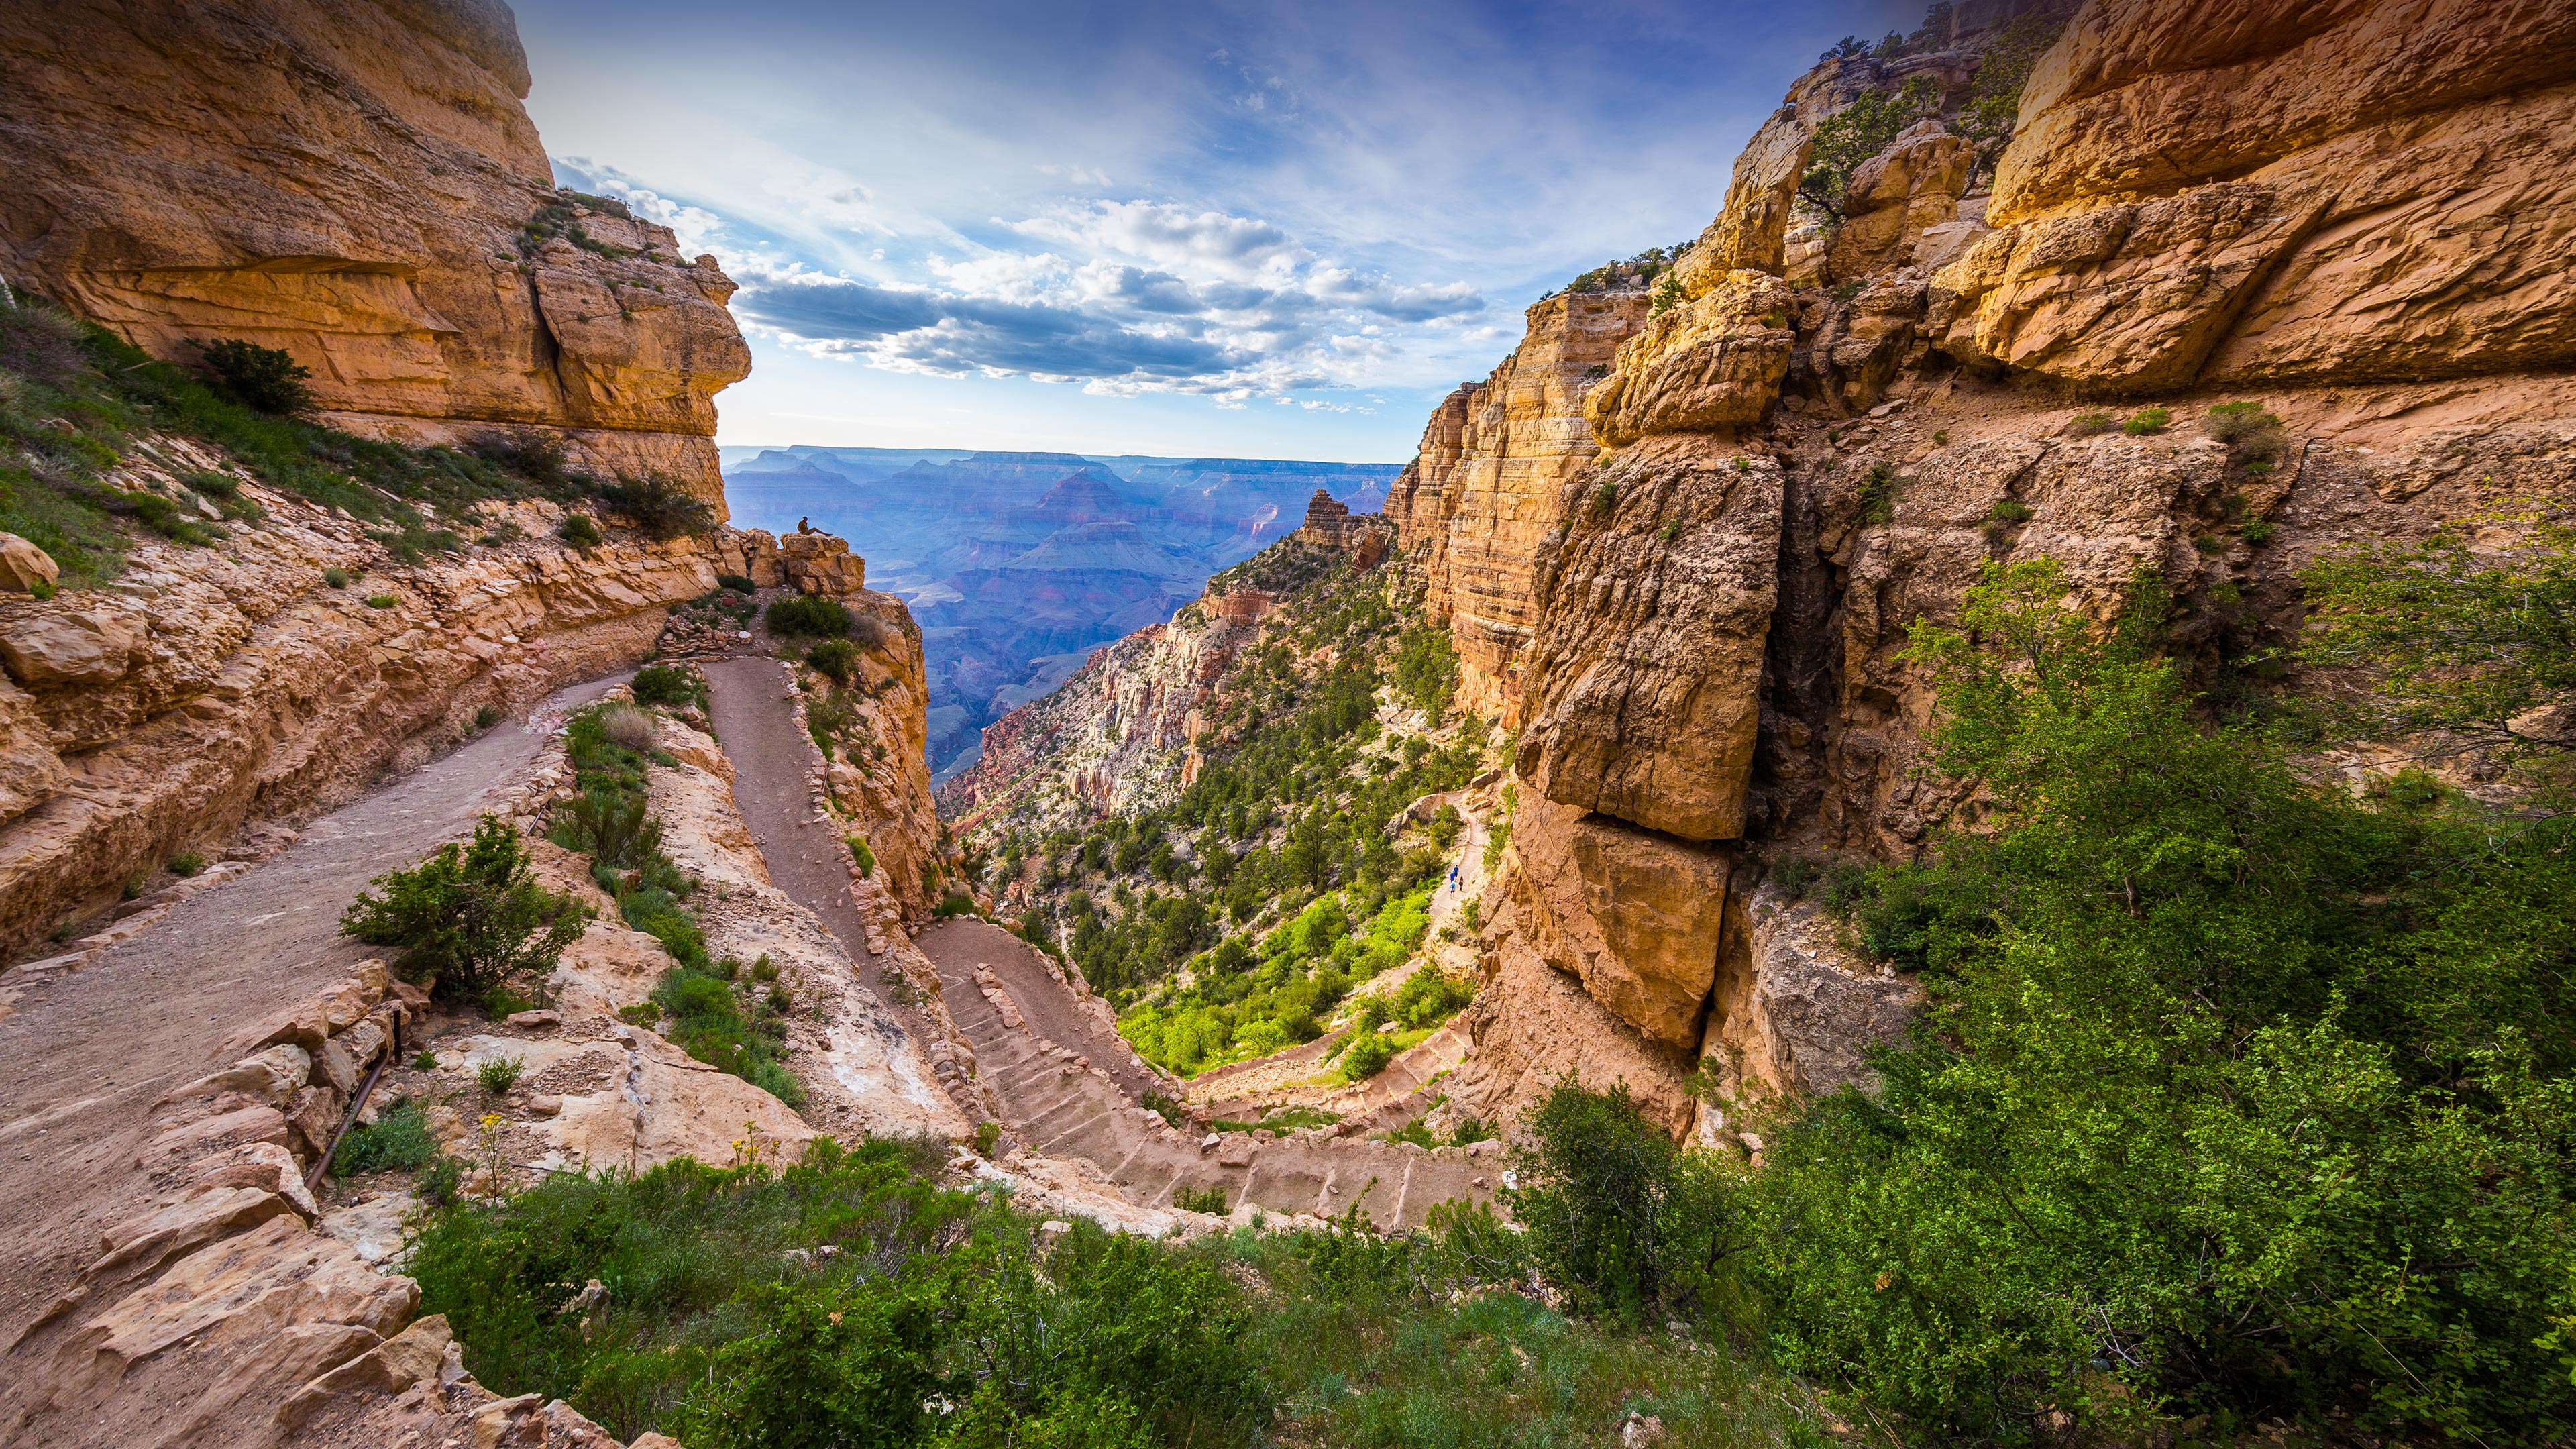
left=1799, top=76, right=1942, bottom=223
left=194, top=338, right=313, bottom=416
left=343, top=814, right=585, bottom=1003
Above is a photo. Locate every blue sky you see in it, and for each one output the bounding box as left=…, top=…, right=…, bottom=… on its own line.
left=514, top=0, right=1914, bottom=461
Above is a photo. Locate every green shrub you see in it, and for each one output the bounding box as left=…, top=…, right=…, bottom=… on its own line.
left=411, top=1139, right=972, bottom=1442
left=364, top=593, right=396, bottom=608
left=323, top=566, right=350, bottom=588
left=194, top=338, right=313, bottom=415
left=2207, top=399, right=2287, bottom=460
left=2066, top=409, right=2117, bottom=437
left=1800, top=76, right=1943, bottom=220
left=805, top=637, right=859, bottom=684
left=1856, top=461, right=1899, bottom=525
left=412, top=1049, right=439, bottom=1071
left=552, top=786, right=663, bottom=869
left=1509, top=1081, right=1731, bottom=1323
left=630, top=663, right=700, bottom=710
left=2122, top=405, right=2170, bottom=435
left=973, top=1119, right=1003, bottom=1157
left=1427, top=803, right=1462, bottom=849
left=335, top=1099, right=439, bottom=1175
left=341, top=815, right=585, bottom=1002
left=1337, top=1031, right=1398, bottom=1081
left=716, top=572, right=754, bottom=592
left=169, top=851, right=205, bottom=877
left=1589, top=480, right=1617, bottom=516
left=476, top=1054, right=526, bottom=1094
left=595, top=474, right=714, bottom=540
left=845, top=835, right=875, bottom=877
left=1649, top=271, right=1684, bottom=316
left=557, top=512, right=604, bottom=548
left=474, top=704, right=504, bottom=730
left=653, top=963, right=805, bottom=1108
left=1173, top=1183, right=1229, bottom=1214
left=1389, top=968, right=1472, bottom=1029
left=417, top=1153, right=465, bottom=1208
left=767, top=593, right=851, bottom=637
left=1719, top=557, right=2576, bottom=1444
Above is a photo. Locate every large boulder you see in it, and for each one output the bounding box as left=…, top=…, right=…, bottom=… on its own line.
left=0, top=532, right=60, bottom=593
left=1503, top=796, right=1733, bottom=1050
left=1584, top=271, right=1796, bottom=449
left=1827, top=120, right=1973, bottom=280
left=1933, top=0, right=2576, bottom=390
left=0, top=608, right=138, bottom=686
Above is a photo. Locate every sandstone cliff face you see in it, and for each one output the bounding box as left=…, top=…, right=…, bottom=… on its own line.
left=1408, top=0, right=2576, bottom=1139
left=1387, top=292, right=1652, bottom=723
left=0, top=0, right=749, bottom=504
left=810, top=590, right=956, bottom=924
left=1935, top=0, right=2576, bottom=393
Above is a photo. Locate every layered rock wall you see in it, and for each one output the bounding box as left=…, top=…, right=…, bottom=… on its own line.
left=1387, top=292, right=1652, bottom=722
left=937, top=580, right=1276, bottom=841
left=1410, top=0, right=2576, bottom=1140
left=0, top=0, right=749, bottom=504
left=1934, top=0, right=2576, bottom=393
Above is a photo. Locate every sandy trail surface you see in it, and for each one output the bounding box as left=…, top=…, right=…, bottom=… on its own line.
left=0, top=672, right=627, bottom=1345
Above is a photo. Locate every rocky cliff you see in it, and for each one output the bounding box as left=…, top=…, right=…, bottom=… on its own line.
left=0, top=0, right=749, bottom=505
left=1387, top=291, right=1652, bottom=724
left=1402, top=0, right=2576, bottom=1142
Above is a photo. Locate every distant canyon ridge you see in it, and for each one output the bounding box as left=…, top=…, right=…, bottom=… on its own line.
left=720, top=447, right=1399, bottom=772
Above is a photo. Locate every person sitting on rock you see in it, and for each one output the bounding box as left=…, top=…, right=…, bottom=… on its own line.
left=796, top=516, right=814, bottom=534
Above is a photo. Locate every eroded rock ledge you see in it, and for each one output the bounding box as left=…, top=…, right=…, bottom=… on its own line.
left=0, top=0, right=749, bottom=501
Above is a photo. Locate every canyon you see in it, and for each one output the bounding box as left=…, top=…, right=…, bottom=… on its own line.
left=953, top=0, right=2576, bottom=1150
left=2, top=0, right=2573, bottom=1441
left=724, top=447, right=1401, bottom=772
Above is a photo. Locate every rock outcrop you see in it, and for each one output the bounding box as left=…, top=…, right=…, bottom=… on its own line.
left=1387, top=291, right=1653, bottom=722
left=0, top=0, right=749, bottom=504
left=1399, top=0, right=2576, bottom=1141
left=1933, top=0, right=2576, bottom=392
left=0, top=465, right=733, bottom=959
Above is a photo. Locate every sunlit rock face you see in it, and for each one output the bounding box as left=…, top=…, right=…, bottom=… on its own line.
left=0, top=0, right=750, bottom=506
left=1402, top=0, right=2576, bottom=1138
left=1385, top=292, right=1652, bottom=725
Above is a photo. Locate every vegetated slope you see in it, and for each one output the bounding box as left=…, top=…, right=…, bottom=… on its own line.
left=941, top=532, right=1499, bottom=1102
left=0, top=296, right=755, bottom=960
left=726, top=447, right=1403, bottom=769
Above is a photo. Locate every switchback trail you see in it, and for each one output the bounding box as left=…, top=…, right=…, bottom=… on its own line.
left=701, top=655, right=885, bottom=967
left=916, top=916, right=1497, bottom=1230
left=0, top=672, right=627, bottom=1343
left=701, top=653, right=1496, bottom=1230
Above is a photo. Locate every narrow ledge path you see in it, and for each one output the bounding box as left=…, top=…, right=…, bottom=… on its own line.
left=0, top=671, right=629, bottom=1344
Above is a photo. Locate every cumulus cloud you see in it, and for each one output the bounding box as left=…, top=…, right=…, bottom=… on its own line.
left=728, top=197, right=1483, bottom=400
